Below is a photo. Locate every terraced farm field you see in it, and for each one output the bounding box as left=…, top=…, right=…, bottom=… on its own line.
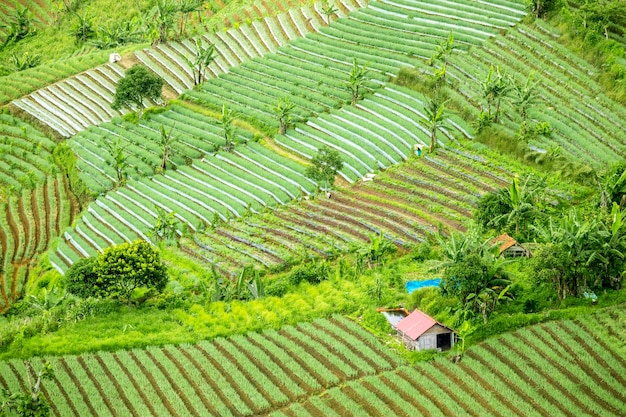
left=40, top=0, right=527, bottom=273
left=0, top=316, right=405, bottom=416
left=0, top=113, right=56, bottom=193
left=0, top=53, right=110, bottom=106
left=0, top=0, right=325, bottom=106
left=183, top=0, right=526, bottom=132
left=447, top=22, right=626, bottom=167
left=277, top=311, right=626, bottom=417
left=54, top=80, right=513, bottom=274
left=50, top=142, right=318, bottom=273
left=0, top=175, right=76, bottom=313
left=10, top=0, right=365, bottom=137
left=181, top=145, right=515, bottom=276
left=2, top=310, right=625, bottom=416
left=0, top=0, right=54, bottom=44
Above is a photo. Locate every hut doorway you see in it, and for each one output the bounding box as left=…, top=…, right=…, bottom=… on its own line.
left=436, top=333, right=452, bottom=351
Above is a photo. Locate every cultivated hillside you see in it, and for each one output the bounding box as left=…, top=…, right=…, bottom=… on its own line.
left=1, top=310, right=625, bottom=416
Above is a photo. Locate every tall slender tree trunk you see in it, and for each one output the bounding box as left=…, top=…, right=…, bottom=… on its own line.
left=495, top=97, right=502, bottom=122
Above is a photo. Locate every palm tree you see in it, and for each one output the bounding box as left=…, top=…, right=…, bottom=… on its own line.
left=420, top=97, right=448, bottom=153
left=481, top=65, right=510, bottom=122
left=427, top=32, right=455, bottom=67
left=178, top=0, right=203, bottom=36
left=153, top=0, right=178, bottom=43
left=597, top=165, right=626, bottom=209
left=158, top=125, right=178, bottom=172
left=104, top=138, right=129, bottom=186
left=427, top=32, right=454, bottom=84
left=532, top=209, right=597, bottom=298
left=218, top=104, right=235, bottom=152
left=436, top=228, right=483, bottom=266
left=70, top=13, right=95, bottom=44
left=587, top=203, right=626, bottom=289
left=272, top=97, right=297, bottom=134
left=186, top=38, right=215, bottom=85
left=497, top=175, right=540, bottom=239
left=346, top=58, right=369, bottom=105
left=1, top=4, right=33, bottom=45
left=511, top=72, right=539, bottom=136
left=321, top=0, right=338, bottom=25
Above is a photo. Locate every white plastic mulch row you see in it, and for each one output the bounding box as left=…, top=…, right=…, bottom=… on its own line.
left=11, top=0, right=366, bottom=138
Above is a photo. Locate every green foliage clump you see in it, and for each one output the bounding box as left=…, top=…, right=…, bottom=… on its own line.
left=52, top=142, right=94, bottom=204
left=305, top=146, right=343, bottom=190
left=531, top=203, right=626, bottom=299
left=65, top=241, right=168, bottom=304
left=65, top=257, right=100, bottom=298
left=474, top=175, right=549, bottom=241
left=288, top=261, right=330, bottom=286
left=554, top=1, right=626, bottom=104
left=111, top=65, right=164, bottom=115
left=598, top=162, right=626, bottom=209
left=1, top=5, right=35, bottom=48
left=474, top=188, right=513, bottom=231
left=353, top=233, right=398, bottom=270
left=526, top=0, right=564, bottom=19
left=0, top=361, right=53, bottom=417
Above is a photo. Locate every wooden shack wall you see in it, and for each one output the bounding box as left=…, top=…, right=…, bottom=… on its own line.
left=398, top=324, right=455, bottom=351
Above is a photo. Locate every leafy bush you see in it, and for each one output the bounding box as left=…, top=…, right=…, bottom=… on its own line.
left=265, top=277, right=290, bottom=297
left=287, top=261, right=329, bottom=286
left=111, top=65, right=164, bottom=114
left=410, top=242, right=435, bottom=262
left=474, top=189, right=512, bottom=231
left=65, top=257, right=100, bottom=298
left=65, top=241, right=168, bottom=304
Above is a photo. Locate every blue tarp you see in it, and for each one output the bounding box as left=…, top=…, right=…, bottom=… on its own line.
left=406, top=279, right=441, bottom=294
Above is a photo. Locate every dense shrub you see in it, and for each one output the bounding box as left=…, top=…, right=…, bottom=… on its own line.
left=65, top=241, right=168, bottom=304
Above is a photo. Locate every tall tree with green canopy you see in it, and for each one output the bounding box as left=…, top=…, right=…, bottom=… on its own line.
left=65, top=241, right=168, bottom=304
left=96, top=240, right=168, bottom=304
left=111, top=65, right=164, bottom=117
left=305, top=146, right=343, bottom=190
left=65, top=257, right=102, bottom=298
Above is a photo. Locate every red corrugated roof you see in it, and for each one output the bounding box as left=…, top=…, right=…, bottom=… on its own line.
left=492, top=233, right=518, bottom=253
left=394, top=309, right=437, bottom=340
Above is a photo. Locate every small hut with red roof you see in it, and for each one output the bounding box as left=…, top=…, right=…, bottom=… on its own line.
left=492, top=233, right=530, bottom=258
left=394, top=309, right=456, bottom=351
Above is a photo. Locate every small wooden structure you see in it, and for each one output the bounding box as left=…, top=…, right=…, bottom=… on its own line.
left=394, top=309, right=456, bottom=351
left=492, top=233, right=530, bottom=258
